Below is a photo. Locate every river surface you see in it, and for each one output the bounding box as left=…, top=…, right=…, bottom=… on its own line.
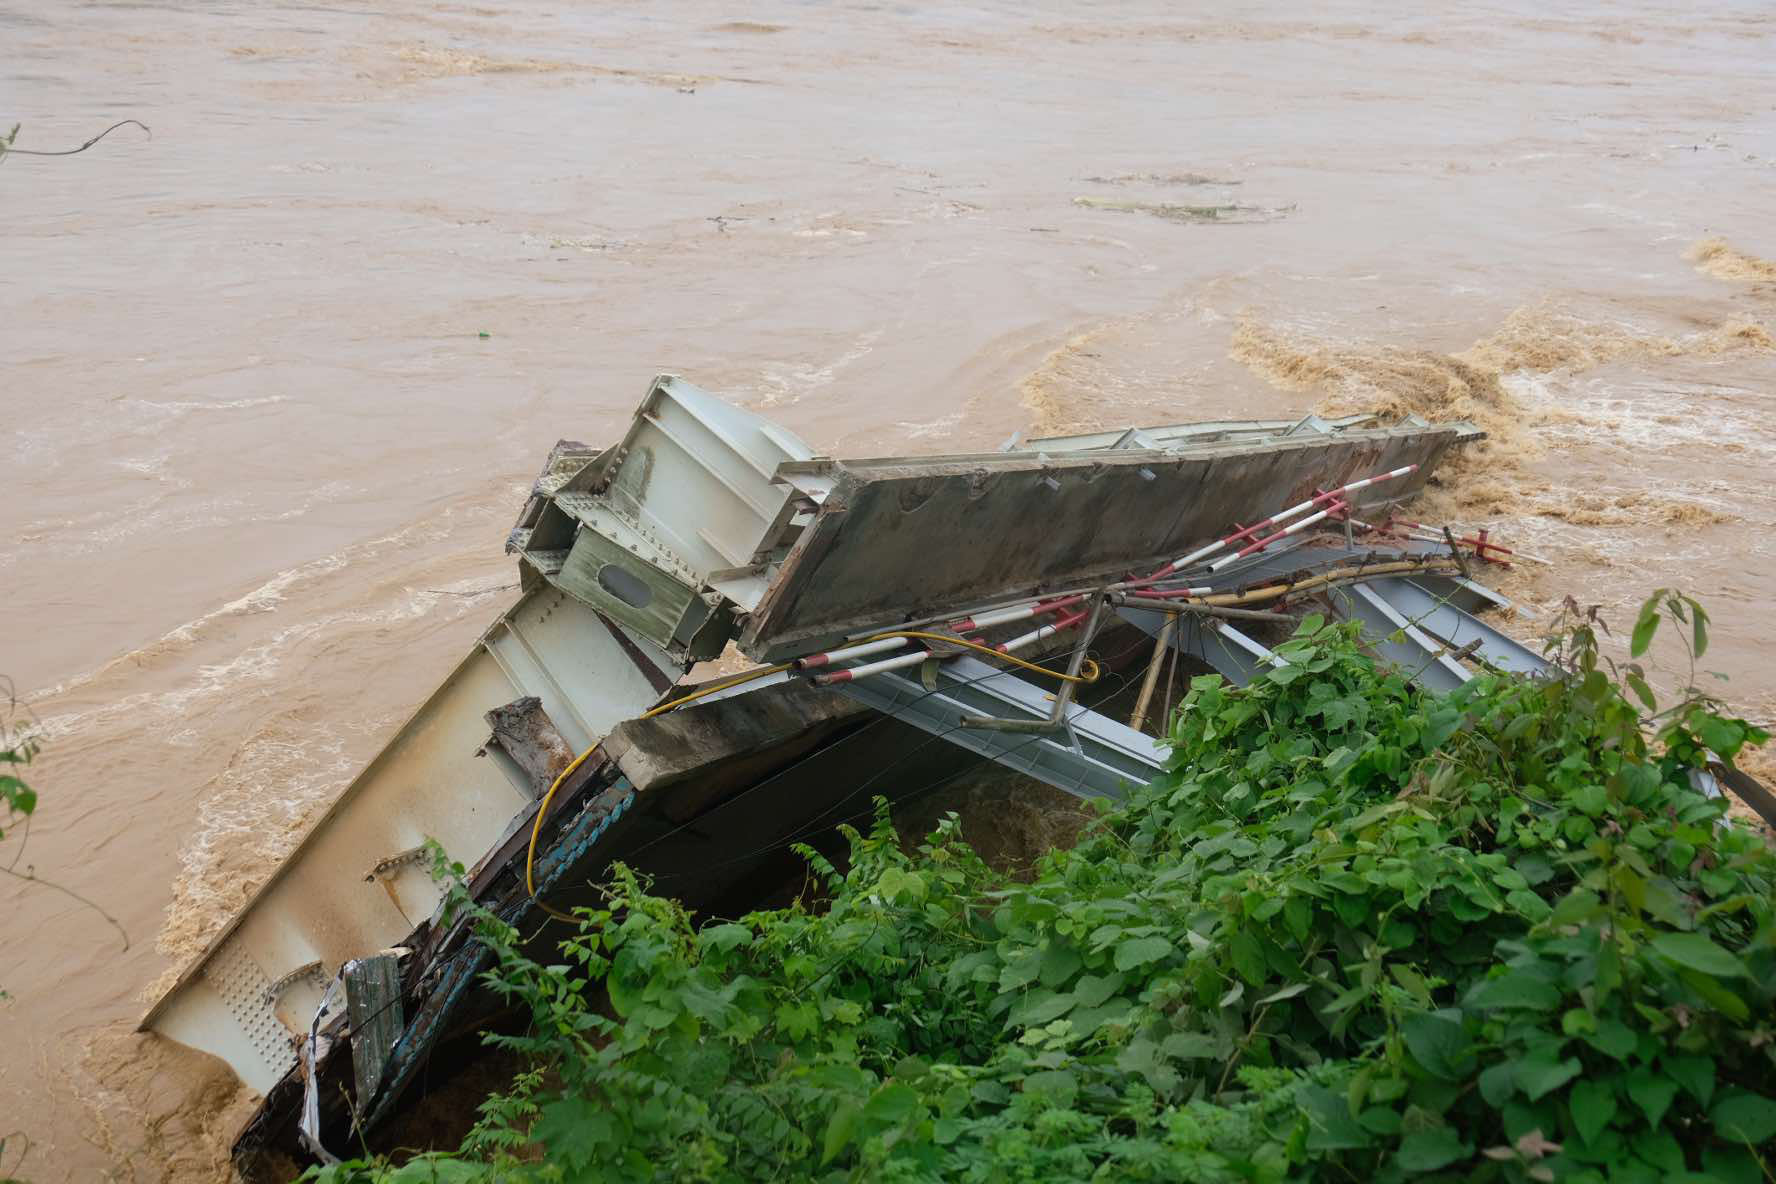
left=4, top=1, right=1775, bottom=1177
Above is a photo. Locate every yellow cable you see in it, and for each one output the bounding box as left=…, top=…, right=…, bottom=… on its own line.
left=523, top=627, right=1103, bottom=918
left=638, top=662, right=798, bottom=720
left=524, top=662, right=796, bottom=917
left=523, top=568, right=1442, bottom=917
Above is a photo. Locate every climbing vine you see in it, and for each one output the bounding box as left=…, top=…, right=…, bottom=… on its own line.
left=314, top=590, right=1773, bottom=1183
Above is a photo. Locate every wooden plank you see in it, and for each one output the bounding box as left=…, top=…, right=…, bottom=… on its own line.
left=483, top=696, right=574, bottom=797
left=345, top=954, right=404, bottom=1106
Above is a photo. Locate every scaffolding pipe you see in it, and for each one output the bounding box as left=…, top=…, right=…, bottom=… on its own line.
left=954, top=594, right=1087, bottom=633
left=794, top=636, right=910, bottom=668
left=1112, top=596, right=1294, bottom=623
left=1207, top=499, right=1347, bottom=572
left=809, top=648, right=931, bottom=685
left=1127, top=616, right=1178, bottom=734
left=997, top=609, right=1090, bottom=654
left=960, top=593, right=1109, bottom=734
left=1163, top=463, right=1417, bottom=573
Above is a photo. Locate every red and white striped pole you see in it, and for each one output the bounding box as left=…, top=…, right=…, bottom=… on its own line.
left=1207, top=497, right=1350, bottom=571
left=1161, top=463, right=1417, bottom=574
left=996, top=609, right=1089, bottom=654
left=809, top=648, right=931, bottom=685
left=1119, top=584, right=1214, bottom=600
left=952, top=593, right=1086, bottom=634
left=794, top=636, right=911, bottom=669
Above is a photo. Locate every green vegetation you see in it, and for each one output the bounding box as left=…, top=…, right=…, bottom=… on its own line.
left=315, top=590, right=1773, bottom=1183
left=2, top=703, right=40, bottom=1180
left=1, top=702, right=41, bottom=1002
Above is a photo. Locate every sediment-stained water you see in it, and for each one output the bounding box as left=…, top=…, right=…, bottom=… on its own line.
left=3, top=1, right=1774, bottom=1177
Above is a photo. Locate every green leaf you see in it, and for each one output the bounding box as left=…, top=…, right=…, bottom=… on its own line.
left=1569, top=1078, right=1617, bottom=1144
left=697, top=923, right=753, bottom=954
left=1268, top=663, right=1305, bottom=686
left=1162, top=1032, right=1220, bottom=1059
left=1681, top=968, right=1750, bottom=1021
left=1504, top=888, right=1553, bottom=922
left=532, top=1096, right=615, bottom=1170
left=1648, top=932, right=1745, bottom=978
left=1228, top=930, right=1267, bottom=985
left=1712, top=1093, right=1776, bottom=1145
left=1664, top=1055, right=1715, bottom=1107
left=1009, top=991, right=1075, bottom=1027
left=1284, top=895, right=1313, bottom=941
left=873, top=866, right=928, bottom=903
left=385, top=1160, right=487, bottom=1183
left=1114, top=935, right=1174, bottom=972
left=1257, top=981, right=1310, bottom=1005
left=1516, top=1054, right=1582, bottom=1101
left=1691, top=602, right=1709, bottom=659
left=1021, top=1068, right=1079, bottom=1107
left=1631, top=608, right=1660, bottom=658
left=1395, top=1127, right=1472, bottom=1173
left=1298, top=1084, right=1373, bottom=1151
left=1703, top=1145, right=1763, bottom=1184
left=1633, top=1128, right=1684, bottom=1173
left=1073, top=972, right=1125, bottom=1008
left=1625, top=672, right=1658, bottom=713
left=606, top=965, right=643, bottom=1017
left=1582, top=1017, right=1636, bottom=1061
left=822, top=1102, right=861, bottom=1164
left=1466, top=972, right=1561, bottom=1012
left=862, top=1082, right=920, bottom=1125
left=1401, top=1012, right=1474, bottom=1081
left=1549, top=890, right=1603, bottom=926
left=1038, top=942, right=1083, bottom=988
left=1625, top=1066, right=1678, bottom=1128
left=1570, top=784, right=1608, bottom=818
left=1698, top=716, right=1745, bottom=758
left=1478, top=1062, right=1517, bottom=1107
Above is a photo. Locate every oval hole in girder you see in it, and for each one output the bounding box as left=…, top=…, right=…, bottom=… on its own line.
left=597, top=564, right=655, bottom=609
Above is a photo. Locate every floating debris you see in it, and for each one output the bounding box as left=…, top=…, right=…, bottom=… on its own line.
left=1082, top=171, right=1242, bottom=186
left=1072, top=195, right=1294, bottom=223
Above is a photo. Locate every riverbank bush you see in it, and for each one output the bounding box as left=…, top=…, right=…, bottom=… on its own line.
left=315, top=591, right=1773, bottom=1183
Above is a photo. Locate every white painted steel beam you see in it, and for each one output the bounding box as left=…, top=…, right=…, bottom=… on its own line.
left=828, top=655, right=1166, bottom=801
left=1364, top=577, right=1546, bottom=677
left=143, top=589, right=683, bottom=1093
left=1328, top=582, right=1473, bottom=692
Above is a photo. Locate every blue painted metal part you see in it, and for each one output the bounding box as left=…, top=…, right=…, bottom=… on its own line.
left=362, top=784, right=636, bottom=1130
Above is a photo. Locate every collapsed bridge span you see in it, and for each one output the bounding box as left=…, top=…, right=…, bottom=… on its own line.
left=138, top=376, right=1579, bottom=1172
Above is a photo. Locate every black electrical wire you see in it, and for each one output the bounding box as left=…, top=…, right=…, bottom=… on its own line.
left=0, top=119, right=150, bottom=163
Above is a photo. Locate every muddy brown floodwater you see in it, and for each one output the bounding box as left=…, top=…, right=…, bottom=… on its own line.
left=4, top=1, right=1775, bottom=1178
